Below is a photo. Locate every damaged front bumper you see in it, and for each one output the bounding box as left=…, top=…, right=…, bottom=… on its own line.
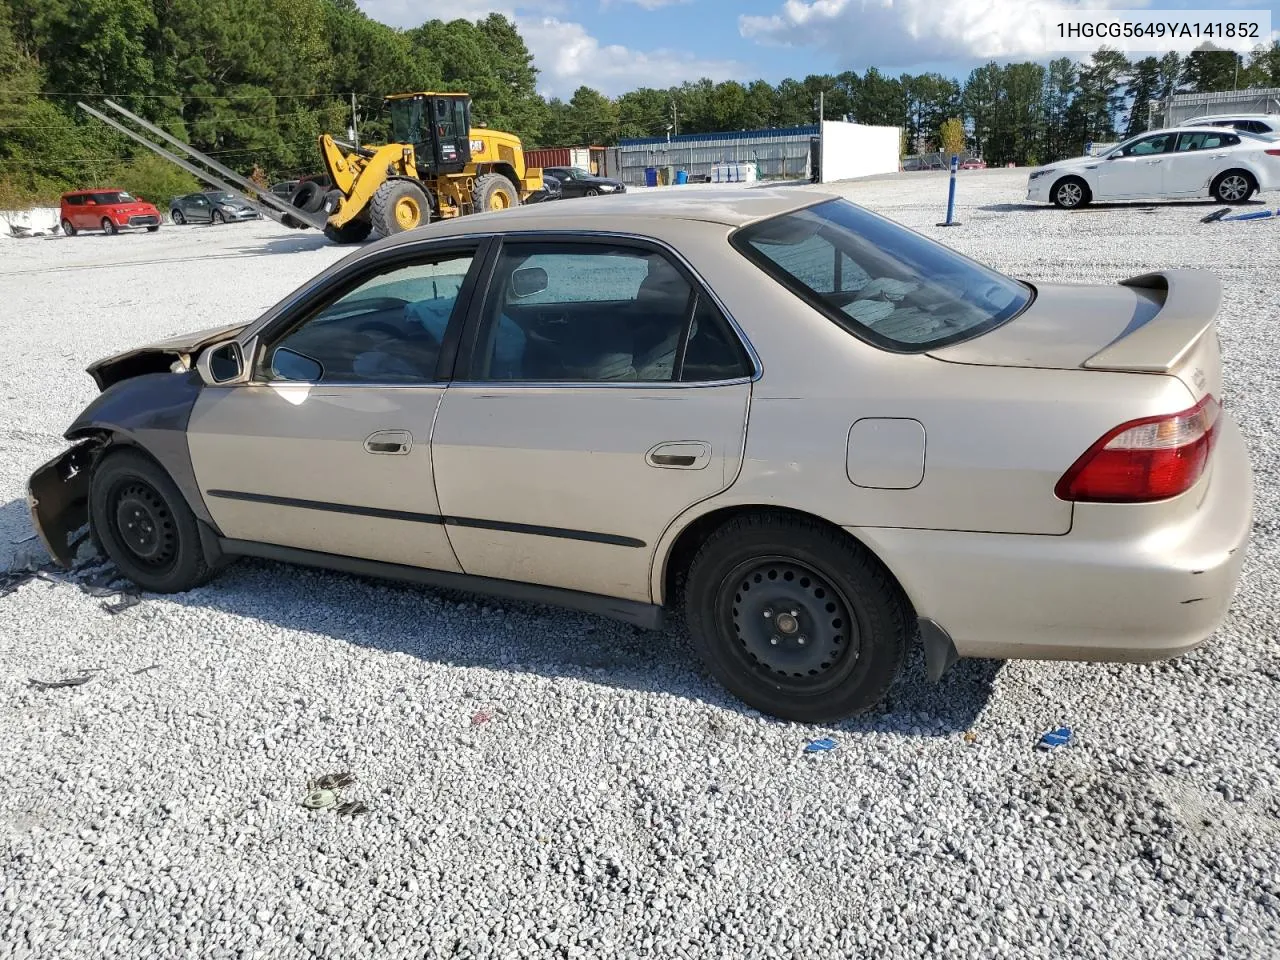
left=26, top=438, right=104, bottom=567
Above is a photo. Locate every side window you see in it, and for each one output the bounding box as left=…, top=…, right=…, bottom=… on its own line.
left=1122, top=134, right=1173, bottom=156
left=470, top=243, right=749, bottom=383
left=65, top=195, right=84, bottom=206
left=262, top=252, right=476, bottom=384
left=1220, top=133, right=1240, bottom=146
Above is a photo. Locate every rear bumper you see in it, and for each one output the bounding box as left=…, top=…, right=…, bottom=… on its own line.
left=852, top=413, right=1254, bottom=663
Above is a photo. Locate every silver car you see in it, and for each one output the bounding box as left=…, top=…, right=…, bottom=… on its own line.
left=169, top=191, right=262, bottom=225
left=27, top=189, right=1253, bottom=722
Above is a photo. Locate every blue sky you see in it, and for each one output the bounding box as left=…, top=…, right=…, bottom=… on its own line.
left=358, top=0, right=1280, bottom=97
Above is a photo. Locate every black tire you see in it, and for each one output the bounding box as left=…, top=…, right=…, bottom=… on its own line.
left=101, top=217, right=118, bottom=235
left=171, top=209, right=185, bottom=225
left=323, top=218, right=374, bottom=244
left=584, top=187, right=599, bottom=197
left=473, top=173, right=519, bottom=213
left=211, top=209, right=225, bottom=224
left=683, top=513, right=909, bottom=723
left=61, top=219, right=76, bottom=236
left=290, top=180, right=326, bottom=214
left=370, top=179, right=429, bottom=237
left=1212, top=170, right=1254, bottom=204
left=88, top=448, right=212, bottom=594
left=1050, top=176, right=1090, bottom=209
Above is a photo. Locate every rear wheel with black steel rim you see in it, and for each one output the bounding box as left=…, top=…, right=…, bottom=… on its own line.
left=683, top=513, right=909, bottom=723
left=88, top=449, right=212, bottom=593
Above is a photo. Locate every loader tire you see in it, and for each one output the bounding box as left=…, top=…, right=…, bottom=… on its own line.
left=290, top=180, right=327, bottom=213
left=323, top=218, right=374, bottom=244
left=473, top=173, right=519, bottom=213
left=370, top=180, right=429, bottom=237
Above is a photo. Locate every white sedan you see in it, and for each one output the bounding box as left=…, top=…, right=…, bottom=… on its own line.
left=1027, top=126, right=1280, bottom=208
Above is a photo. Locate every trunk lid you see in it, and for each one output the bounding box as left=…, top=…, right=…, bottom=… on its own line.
left=927, top=269, right=1222, bottom=399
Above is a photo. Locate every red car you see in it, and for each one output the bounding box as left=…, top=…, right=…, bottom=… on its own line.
left=959, top=159, right=987, bottom=170
left=60, top=188, right=162, bottom=236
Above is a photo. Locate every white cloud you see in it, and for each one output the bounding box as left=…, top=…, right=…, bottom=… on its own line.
left=520, top=16, right=741, bottom=96
left=601, top=0, right=691, bottom=10
left=356, top=1, right=738, bottom=99
left=739, top=0, right=1145, bottom=65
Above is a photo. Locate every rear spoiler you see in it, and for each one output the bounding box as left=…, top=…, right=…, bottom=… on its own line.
left=1082, top=269, right=1222, bottom=373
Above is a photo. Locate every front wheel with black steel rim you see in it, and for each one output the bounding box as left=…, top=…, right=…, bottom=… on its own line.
left=88, top=449, right=212, bottom=594
left=1051, top=176, right=1090, bottom=209
left=683, top=513, right=909, bottom=723
left=1212, top=170, right=1254, bottom=204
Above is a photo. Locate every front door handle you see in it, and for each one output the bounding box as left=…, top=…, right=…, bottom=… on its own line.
left=364, top=429, right=412, bottom=455
left=646, top=441, right=711, bottom=470
left=1146, top=158, right=1162, bottom=164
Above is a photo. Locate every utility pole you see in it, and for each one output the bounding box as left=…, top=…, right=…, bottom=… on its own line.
left=351, top=92, right=360, bottom=151
left=672, top=101, right=678, bottom=137
left=818, top=89, right=824, bottom=123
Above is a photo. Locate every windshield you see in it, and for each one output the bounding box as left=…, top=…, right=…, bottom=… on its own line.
left=733, top=198, right=1032, bottom=352
left=389, top=98, right=426, bottom=144
left=91, top=191, right=135, bottom=204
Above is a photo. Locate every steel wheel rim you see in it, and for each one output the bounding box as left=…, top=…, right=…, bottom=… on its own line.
left=488, top=191, right=510, bottom=211
left=394, top=196, right=421, bottom=229
left=110, top=479, right=177, bottom=571
left=1058, top=183, right=1081, bottom=206
left=717, top=556, right=861, bottom=693
left=1221, top=176, right=1248, bottom=201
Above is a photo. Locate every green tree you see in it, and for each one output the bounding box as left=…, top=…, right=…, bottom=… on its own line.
left=1243, top=41, right=1280, bottom=87
left=939, top=117, right=966, bottom=156
left=1180, top=46, right=1242, bottom=92
left=1125, top=57, right=1161, bottom=136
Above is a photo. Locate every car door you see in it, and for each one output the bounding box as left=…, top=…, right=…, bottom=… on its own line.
left=430, top=237, right=756, bottom=603
left=72, top=195, right=94, bottom=230
left=1164, top=130, right=1240, bottom=195
left=1095, top=132, right=1174, bottom=198
left=185, top=242, right=487, bottom=572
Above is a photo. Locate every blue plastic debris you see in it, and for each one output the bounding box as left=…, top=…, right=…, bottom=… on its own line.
left=804, top=737, right=838, bottom=753
left=1036, top=726, right=1073, bottom=751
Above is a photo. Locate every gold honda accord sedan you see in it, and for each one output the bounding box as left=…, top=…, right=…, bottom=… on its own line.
left=27, top=189, right=1253, bottom=722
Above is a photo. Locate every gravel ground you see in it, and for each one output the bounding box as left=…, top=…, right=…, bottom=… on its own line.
left=2, top=172, right=1279, bottom=959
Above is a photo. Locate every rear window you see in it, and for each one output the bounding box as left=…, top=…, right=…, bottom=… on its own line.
left=732, top=198, right=1032, bottom=351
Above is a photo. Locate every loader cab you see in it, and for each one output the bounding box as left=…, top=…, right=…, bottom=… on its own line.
left=387, top=93, right=472, bottom=176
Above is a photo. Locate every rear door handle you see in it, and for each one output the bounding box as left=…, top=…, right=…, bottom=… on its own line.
left=646, top=441, right=711, bottom=470
left=364, top=429, right=412, bottom=455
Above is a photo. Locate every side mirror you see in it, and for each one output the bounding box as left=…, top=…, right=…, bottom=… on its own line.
left=196, top=340, right=244, bottom=385
left=510, top=266, right=548, bottom=298
left=270, top=347, right=323, bottom=382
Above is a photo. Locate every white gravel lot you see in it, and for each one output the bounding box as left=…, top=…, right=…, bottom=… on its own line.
left=2, top=171, right=1279, bottom=959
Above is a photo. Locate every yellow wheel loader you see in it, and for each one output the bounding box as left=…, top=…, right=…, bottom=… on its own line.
left=314, top=92, right=544, bottom=243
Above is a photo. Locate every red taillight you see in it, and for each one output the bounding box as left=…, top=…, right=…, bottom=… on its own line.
left=1055, top=395, right=1221, bottom=503
left=1266, top=148, right=1280, bottom=157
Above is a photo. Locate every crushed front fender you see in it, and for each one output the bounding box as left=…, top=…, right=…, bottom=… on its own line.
left=26, top=438, right=104, bottom=567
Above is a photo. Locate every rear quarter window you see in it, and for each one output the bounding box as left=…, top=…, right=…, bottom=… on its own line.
left=732, top=198, right=1032, bottom=352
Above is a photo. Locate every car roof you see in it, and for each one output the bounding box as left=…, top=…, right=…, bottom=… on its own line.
left=1184, top=113, right=1277, bottom=121
left=390, top=187, right=834, bottom=248
left=64, top=187, right=125, bottom=195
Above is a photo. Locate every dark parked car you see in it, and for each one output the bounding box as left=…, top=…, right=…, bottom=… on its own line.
left=525, top=172, right=563, bottom=204
left=170, top=192, right=261, bottom=225
left=542, top=166, right=626, bottom=198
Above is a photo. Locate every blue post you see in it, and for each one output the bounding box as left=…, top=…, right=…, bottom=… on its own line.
left=937, top=154, right=961, bottom=227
